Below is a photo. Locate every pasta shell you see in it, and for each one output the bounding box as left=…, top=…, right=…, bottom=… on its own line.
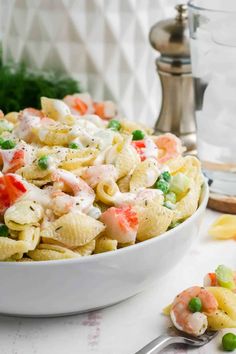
left=0, top=237, right=29, bottom=261
left=4, top=112, right=19, bottom=124
left=135, top=203, right=173, bottom=241
left=94, top=236, right=118, bottom=254
left=106, top=139, right=140, bottom=179
left=18, top=227, right=40, bottom=251
left=4, top=201, right=44, bottom=231
left=130, top=158, right=160, bottom=192
left=179, top=155, right=202, bottom=180
left=120, top=120, right=152, bottom=135
left=115, top=144, right=140, bottom=178
left=208, top=215, right=236, bottom=239
left=207, top=287, right=236, bottom=329
left=207, top=287, right=236, bottom=320
left=166, top=155, right=185, bottom=174
left=96, top=179, right=119, bottom=205
left=41, top=97, right=72, bottom=123
left=60, top=148, right=98, bottom=170
left=17, top=257, right=34, bottom=262
left=117, top=174, right=131, bottom=193
left=17, top=165, right=51, bottom=181
left=36, top=123, right=72, bottom=146
left=118, top=241, right=135, bottom=248
left=28, top=244, right=80, bottom=261
left=74, top=240, right=96, bottom=256
left=40, top=211, right=105, bottom=247
left=28, top=178, right=52, bottom=187
left=173, top=181, right=201, bottom=222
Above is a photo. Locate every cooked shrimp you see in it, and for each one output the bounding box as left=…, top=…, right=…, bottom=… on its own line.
left=170, top=286, right=218, bottom=336
left=154, top=133, right=182, bottom=163
left=93, top=101, right=117, bottom=120
left=1, top=149, right=25, bottom=173
left=51, top=169, right=95, bottom=215
left=16, top=108, right=45, bottom=142
left=63, top=93, right=94, bottom=116
left=100, top=206, right=138, bottom=243
left=82, top=164, right=118, bottom=188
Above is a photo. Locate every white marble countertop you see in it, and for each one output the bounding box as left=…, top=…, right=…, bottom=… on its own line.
left=1, top=208, right=235, bottom=354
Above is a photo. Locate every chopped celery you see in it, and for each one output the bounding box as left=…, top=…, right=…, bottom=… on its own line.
left=165, top=191, right=176, bottom=204
left=163, top=201, right=176, bottom=210
left=215, top=265, right=235, bottom=290
left=169, top=173, right=190, bottom=195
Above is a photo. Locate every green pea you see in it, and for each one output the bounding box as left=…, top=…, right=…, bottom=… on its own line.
left=222, top=333, right=236, bottom=351
left=188, top=297, right=202, bottom=313
left=1, top=139, right=16, bottom=149
left=132, top=130, right=145, bottom=141
left=38, top=155, right=49, bottom=170
left=68, top=142, right=80, bottom=149
left=155, top=179, right=169, bottom=194
left=0, top=224, right=9, bottom=237
left=107, top=119, right=121, bottom=131
left=161, top=171, right=171, bottom=182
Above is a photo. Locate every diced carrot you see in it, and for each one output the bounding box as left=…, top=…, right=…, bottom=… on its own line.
left=73, top=98, right=88, bottom=115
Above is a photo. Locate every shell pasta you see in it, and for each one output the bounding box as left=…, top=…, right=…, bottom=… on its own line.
left=0, top=93, right=203, bottom=261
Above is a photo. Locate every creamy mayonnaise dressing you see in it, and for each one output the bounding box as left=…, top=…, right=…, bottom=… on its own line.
left=142, top=138, right=158, bottom=160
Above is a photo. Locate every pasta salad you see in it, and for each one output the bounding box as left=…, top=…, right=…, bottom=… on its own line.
left=0, top=93, right=203, bottom=261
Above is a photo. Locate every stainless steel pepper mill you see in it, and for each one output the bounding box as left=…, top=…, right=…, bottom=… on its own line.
left=149, top=4, right=196, bottom=152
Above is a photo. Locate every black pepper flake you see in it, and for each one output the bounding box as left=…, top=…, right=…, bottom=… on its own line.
left=55, top=226, right=63, bottom=231
left=144, top=200, right=148, bottom=206
left=30, top=206, right=35, bottom=211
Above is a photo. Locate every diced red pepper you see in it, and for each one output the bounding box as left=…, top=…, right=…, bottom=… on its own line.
left=0, top=174, right=27, bottom=213
left=132, top=140, right=146, bottom=161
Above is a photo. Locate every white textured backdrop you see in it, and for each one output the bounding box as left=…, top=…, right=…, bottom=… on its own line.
left=1, top=0, right=183, bottom=126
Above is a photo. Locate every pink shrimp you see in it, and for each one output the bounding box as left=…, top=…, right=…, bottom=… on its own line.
left=0, top=149, right=25, bottom=173
left=93, top=101, right=117, bottom=120
left=0, top=110, right=4, bottom=119
left=154, top=133, right=182, bottom=164
left=81, top=164, right=118, bottom=188
left=63, top=93, right=94, bottom=116
left=170, top=286, right=218, bottom=336
left=16, top=108, right=45, bottom=142
left=100, top=206, right=138, bottom=243
left=51, top=169, right=95, bottom=215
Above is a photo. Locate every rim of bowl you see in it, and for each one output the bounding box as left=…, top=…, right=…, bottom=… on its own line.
left=0, top=180, right=209, bottom=267
left=188, top=0, right=236, bottom=14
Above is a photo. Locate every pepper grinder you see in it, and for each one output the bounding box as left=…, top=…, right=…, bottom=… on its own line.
left=149, top=4, right=196, bottom=152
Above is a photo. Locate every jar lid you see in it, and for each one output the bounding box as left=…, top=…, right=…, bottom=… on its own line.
left=149, top=4, right=190, bottom=58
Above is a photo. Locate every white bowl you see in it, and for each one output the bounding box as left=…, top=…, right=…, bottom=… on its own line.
left=0, top=182, right=209, bottom=317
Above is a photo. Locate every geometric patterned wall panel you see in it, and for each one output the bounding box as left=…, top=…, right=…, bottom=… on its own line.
left=2, top=0, right=179, bottom=126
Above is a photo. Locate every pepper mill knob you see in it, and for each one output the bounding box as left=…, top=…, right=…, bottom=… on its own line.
left=149, top=4, right=196, bottom=152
